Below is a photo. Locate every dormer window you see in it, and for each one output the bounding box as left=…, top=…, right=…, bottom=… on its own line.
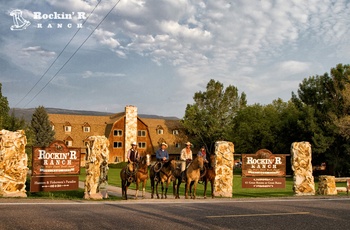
left=64, top=136, right=73, bottom=146
left=172, top=129, right=179, bottom=135
left=156, top=125, right=164, bottom=135
left=157, top=129, right=164, bottom=135
left=83, top=122, right=91, bottom=132
left=64, top=122, right=71, bottom=132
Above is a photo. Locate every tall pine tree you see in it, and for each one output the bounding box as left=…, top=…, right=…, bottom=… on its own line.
left=31, top=106, right=55, bottom=147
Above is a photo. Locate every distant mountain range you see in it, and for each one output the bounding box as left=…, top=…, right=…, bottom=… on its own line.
left=10, top=107, right=180, bottom=122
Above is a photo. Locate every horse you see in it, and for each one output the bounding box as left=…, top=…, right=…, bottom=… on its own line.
left=150, top=159, right=177, bottom=199
left=120, top=161, right=137, bottom=200
left=185, top=156, right=204, bottom=199
left=134, top=155, right=151, bottom=199
left=201, top=154, right=216, bottom=199
left=172, top=161, right=183, bottom=199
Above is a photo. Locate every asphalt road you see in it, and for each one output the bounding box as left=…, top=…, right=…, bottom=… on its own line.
left=1, top=197, right=349, bottom=230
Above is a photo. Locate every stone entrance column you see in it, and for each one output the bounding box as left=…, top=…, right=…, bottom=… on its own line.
left=84, top=136, right=110, bottom=200
left=0, top=130, right=28, bottom=197
left=213, top=141, right=234, bottom=198
left=291, top=141, right=315, bottom=195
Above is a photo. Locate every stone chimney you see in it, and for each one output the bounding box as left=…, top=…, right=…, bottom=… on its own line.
left=124, top=105, right=138, bottom=161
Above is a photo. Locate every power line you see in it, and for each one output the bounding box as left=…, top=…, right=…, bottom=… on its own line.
left=19, top=0, right=122, bottom=107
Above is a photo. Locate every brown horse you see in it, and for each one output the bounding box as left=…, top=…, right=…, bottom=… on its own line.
left=150, top=159, right=176, bottom=199
left=120, top=162, right=137, bottom=200
left=185, top=156, right=204, bottom=199
left=134, top=155, right=151, bottom=199
left=202, top=154, right=216, bottom=199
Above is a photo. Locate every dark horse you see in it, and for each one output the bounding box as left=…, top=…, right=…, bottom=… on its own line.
left=120, top=155, right=150, bottom=200
left=201, top=154, right=216, bottom=199
left=150, top=159, right=176, bottom=199
left=172, top=161, right=182, bottom=199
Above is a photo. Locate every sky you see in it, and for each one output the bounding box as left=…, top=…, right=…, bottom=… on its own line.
left=1, top=0, right=350, bottom=118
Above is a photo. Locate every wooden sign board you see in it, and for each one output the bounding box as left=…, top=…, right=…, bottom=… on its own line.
left=30, top=176, right=79, bottom=192
left=242, top=149, right=286, bottom=177
left=32, top=140, right=81, bottom=176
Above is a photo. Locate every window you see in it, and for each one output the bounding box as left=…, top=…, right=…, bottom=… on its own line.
left=172, top=130, right=179, bottom=135
left=138, top=130, right=146, bottom=137
left=175, top=143, right=181, bottom=148
left=113, top=130, right=123, bottom=136
left=138, top=142, right=146, bottom=148
left=113, top=142, right=122, bottom=148
left=157, top=129, right=164, bottom=135
left=84, top=127, right=90, bottom=132
left=51, top=125, right=55, bottom=131
left=65, top=140, right=72, bottom=146
left=65, top=126, right=71, bottom=132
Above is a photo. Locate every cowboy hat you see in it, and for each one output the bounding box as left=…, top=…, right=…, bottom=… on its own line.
left=131, top=141, right=137, bottom=146
left=185, top=141, right=191, bottom=146
left=161, top=142, right=168, bottom=147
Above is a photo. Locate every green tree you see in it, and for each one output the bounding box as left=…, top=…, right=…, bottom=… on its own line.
left=182, top=79, right=246, bottom=153
left=31, top=106, right=55, bottom=147
left=0, top=82, right=10, bottom=129
left=292, top=64, right=350, bottom=176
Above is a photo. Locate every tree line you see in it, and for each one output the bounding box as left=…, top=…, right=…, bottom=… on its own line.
left=183, top=64, right=350, bottom=177
left=1, top=63, right=350, bottom=176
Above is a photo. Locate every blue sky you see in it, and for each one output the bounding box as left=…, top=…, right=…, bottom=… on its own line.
left=1, top=0, right=350, bottom=118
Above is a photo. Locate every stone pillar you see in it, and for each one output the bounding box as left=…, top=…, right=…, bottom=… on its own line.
left=317, top=175, right=337, bottom=195
left=213, top=141, right=234, bottom=197
left=124, top=105, right=137, bottom=162
left=291, top=142, right=315, bottom=195
left=84, top=136, right=109, bottom=200
left=0, top=130, right=28, bottom=197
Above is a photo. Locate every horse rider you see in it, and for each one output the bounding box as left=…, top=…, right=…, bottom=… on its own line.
left=154, top=142, right=169, bottom=181
left=197, top=146, right=209, bottom=164
left=180, top=142, right=193, bottom=182
left=127, top=141, right=139, bottom=182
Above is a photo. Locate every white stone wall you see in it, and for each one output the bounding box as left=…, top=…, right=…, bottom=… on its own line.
left=124, top=105, right=138, bottom=161
left=214, top=141, right=234, bottom=197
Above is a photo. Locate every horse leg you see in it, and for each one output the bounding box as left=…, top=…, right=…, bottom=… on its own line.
left=185, top=180, right=190, bottom=199
left=142, top=180, right=146, bottom=198
left=189, top=181, right=194, bottom=199
left=135, top=179, right=139, bottom=200
left=172, top=180, right=176, bottom=197
left=203, top=179, right=207, bottom=199
left=192, top=180, right=198, bottom=200
left=164, top=180, right=169, bottom=199
left=176, top=179, right=181, bottom=199
left=156, top=181, right=160, bottom=199
left=211, top=179, right=215, bottom=198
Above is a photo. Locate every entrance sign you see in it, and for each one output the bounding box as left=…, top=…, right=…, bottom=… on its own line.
left=242, top=154, right=286, bottom=177
left=242, top=149, right=287, bottom=189
left=32, top=141, right=81, bottom=176
left=30, top=176, right=79, bottom=192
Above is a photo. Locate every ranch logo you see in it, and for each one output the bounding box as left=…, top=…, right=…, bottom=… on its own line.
left=10, top=9, right=31, bottom=30
left=9, top=9, right=87, bottom=30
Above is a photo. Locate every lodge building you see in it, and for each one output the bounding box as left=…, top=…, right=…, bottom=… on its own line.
left=48, top=105, right=188, bottom=164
